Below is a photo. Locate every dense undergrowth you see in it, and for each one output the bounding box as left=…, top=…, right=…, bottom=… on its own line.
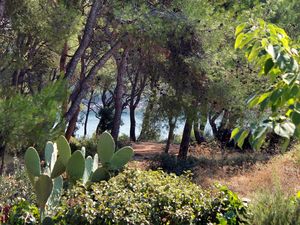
left=1, top=167, right=300, bottom=225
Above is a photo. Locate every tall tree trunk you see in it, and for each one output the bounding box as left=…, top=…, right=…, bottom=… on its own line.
left=129, top=105, right=136, bottom=142
left=165, top=117, right=177, bottom=153
left=64, top=0, right=103, bottom=80
left=111, top=48, right=129, bottom=142
left=194, top=120, right=204, bottom=144
left=65, top=107, right=80, bottom=141
left=60, top=42, right=68, bottom=73
left=0, top=139, right=6, bottom=175
left=178, top=117, right=192, bottom=160
left=84, top=90, right=94, bottom=137
left=0, top=0, right=5, bottom=21
left=65, top=40, right=122, bottom=123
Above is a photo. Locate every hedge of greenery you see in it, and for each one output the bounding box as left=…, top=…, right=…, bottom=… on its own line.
left=1, top=169, right=249, bottom=224
left=52, top=169, right=248, bottom=225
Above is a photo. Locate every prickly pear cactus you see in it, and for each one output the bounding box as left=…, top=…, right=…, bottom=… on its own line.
left=24, top=132, right=135, bottom=218
left=94, top=131, right=134, bottom=180
left=66, top=150, right=85, bottom=182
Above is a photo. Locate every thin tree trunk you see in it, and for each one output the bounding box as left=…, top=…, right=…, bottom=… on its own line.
left=178, top=117, right=192, bottom=160
left=129, top=105, right=136, bottom=142
left=64, top=0, right=103, bottom=80
left=0, top=142, right=6, bottom=175
left=194, top=120, right=204, bottom=144
left=84, top=90, right=94, bottom=137
left=60, top=42, right=68, bottom=73
left=111, top=48, right=129, bottom=142
left=65, top=40, right=122, bottom=123
left=65, top=107, right=80, bottom=141
left=165, top=117, right=177, bottom=153
left=0, top=0, right=5, bottom=21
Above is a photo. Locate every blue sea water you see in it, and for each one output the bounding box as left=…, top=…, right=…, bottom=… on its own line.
left=76, top=109, right=185, bottom=140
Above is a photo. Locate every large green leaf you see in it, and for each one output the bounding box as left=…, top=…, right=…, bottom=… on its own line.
left=56, top=135, right=71, bottom=166
left=274, top=121, right=295, bottom=138
left=90, top=167, right=109, bottom=182
left=235, top=23, right=246, bottom=36
left=230, top=128, right=240, bottom=140
left=83, top=156, right=93, bottom=184
left=97, top=131, right=115, bottom=164
left=110, top=146, right=134, bottom=170
left=34, top=175, right=53, bottom=208
left=264, top=58, right=274, bottom=75
left=237, top=130, right=250, bottom=148
left=66, top=150, right=85, bottom=182
left=51, top=160, right=65, bottom=179
left=44, top=141, right=54, bottom=168
left=48, top=176, right=63, bottom=208
left=25, top=147, right=41, bottom=177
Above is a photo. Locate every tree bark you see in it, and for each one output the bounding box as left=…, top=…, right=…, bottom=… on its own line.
left=0, top=0, right=5, bottom=21
left=194, top=120, right=204, bottom=144
left=84, top=90, right=94, bottom=137
left=64, top=0, right=103, bottom=80
left=65, top=106, right=80, bottom=141
left=111, top=47, right=129, bottom=142
left=65, top=40, right=122, bottom=122
left=178, top=117, right=192, bottom=160
left=0, top=136, right=6, bottom=175
left=60, top=42, right=68, bottom=73
left=165, top=117, right=177, bottom=153
left=129, top=105, right=136, bottom=142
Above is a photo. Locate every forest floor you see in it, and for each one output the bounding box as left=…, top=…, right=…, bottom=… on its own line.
left=131, top=142, right=300, bottom=198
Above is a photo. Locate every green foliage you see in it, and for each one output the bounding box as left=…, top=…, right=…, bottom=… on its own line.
left=96, top=131, right=134, bottom=175
left=0, top=170, right=34, bottom=205
left=249, top=188, right=300, bottom=225
left=69, top=136, right=97, bottom=156
left=53, top=169, right=248, bottom=225
left=233, top=19, right=300, bottom=149
left=24, top=132, right=134, bottom=218
left=150, top=153, right=199, bottom=175
left=6, top=199, right=40, bottom=225
left=0, top=80, right=66, bottom=154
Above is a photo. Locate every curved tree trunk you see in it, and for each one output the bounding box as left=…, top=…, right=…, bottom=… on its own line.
left=0, top=137, right=6, bottom=175
left=84, top=90, right=94, bottom=137
left=129, top=105, right=136, bottom=142
left=64, top=0, right=103, bottom=80
left=111, top=48, right=129, bottom=142
left=165, top=117, right=177, bottom=153
left=65, top=106, right=80, bottom=141
left=178, top=117, right=192, bottom=160
left=194, top=120, right=204, bottom=144
left=0, top=0, right=5, bottom=21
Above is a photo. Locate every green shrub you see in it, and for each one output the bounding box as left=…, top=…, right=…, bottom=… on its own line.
left=117, top=133, right=131, bottom=148
left=249, top=188, right=300, bottom=225
left=69, top=135, right=97, bottom=156
left=53, top=169, right=248, bottom=225
left=0, top=170, right=34, bottom=205
left=150, top=153, right=199, bottom=175
left=4, top=199, right=40, bottom=225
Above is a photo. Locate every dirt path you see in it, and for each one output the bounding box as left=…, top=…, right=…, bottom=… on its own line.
left=132, top=142, right=179, bottom=160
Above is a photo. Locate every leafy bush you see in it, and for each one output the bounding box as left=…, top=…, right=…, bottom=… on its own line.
left=53, top=169, right=248, bottom=224
left=150, top=153, right=199, bottom=175
left=249, top=188, right=300, bottom=225
left=0, top=170, right=34, bottom=205
left=5, top=199, right=40, bottom=225
left=117, top=133, right=131, bottom=148
left=69, top=135, right=97, bottom=156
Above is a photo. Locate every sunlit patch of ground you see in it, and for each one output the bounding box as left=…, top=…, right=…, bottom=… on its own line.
left=130, top=142, right=300, bottom=198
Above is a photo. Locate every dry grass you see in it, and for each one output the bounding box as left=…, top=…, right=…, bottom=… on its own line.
left=208, top=147, right=300, bottom=198
left=131, top=141, right=300, bottom=198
